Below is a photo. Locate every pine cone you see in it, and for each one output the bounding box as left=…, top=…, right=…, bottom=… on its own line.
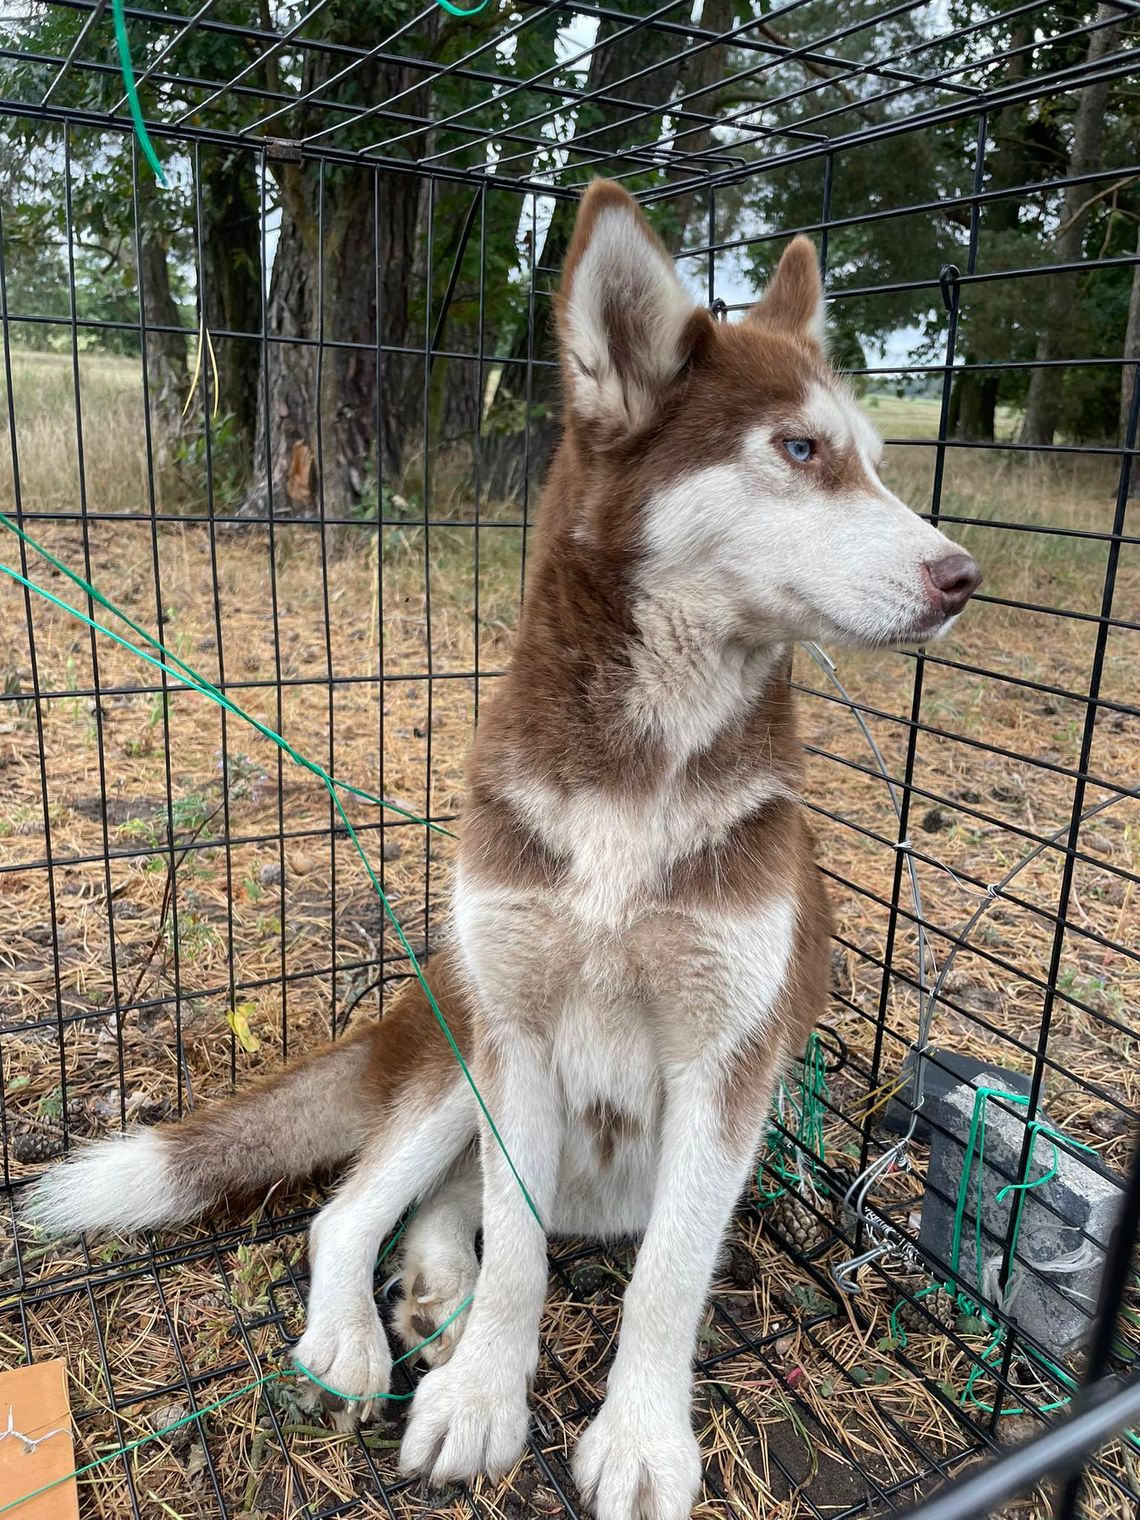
left=765, top=1191, right=831, bottom=1255
left=896, top=1284, right=957, bottom=1335
left=718, top=1240, right=756, bottom=1287
left=12, top=1127, right=63, bottom=1164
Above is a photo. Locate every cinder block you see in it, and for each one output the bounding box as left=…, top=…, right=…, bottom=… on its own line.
left=918, top=1073, right=1122, bottom=1360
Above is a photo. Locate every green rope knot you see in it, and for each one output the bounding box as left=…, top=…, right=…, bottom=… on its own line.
left=756, top=1030, right=829, bottom=1207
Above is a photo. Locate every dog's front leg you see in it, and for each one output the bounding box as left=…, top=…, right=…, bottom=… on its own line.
left=399, top=1021, right=561, bottom=1486
left=294, top=1078, right=476, bottom=1429
left=573, top=1056, right=778, bottom=1520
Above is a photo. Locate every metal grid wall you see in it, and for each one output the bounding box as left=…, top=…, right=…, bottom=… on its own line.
left=0, top=4, right=1137, bottom=1519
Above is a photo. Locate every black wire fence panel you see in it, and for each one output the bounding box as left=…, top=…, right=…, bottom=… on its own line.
left=0, top=3, right=1138, bottom=1519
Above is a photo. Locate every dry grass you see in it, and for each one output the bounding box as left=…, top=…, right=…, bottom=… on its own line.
left=1, top=350, right=1137, bottom=1519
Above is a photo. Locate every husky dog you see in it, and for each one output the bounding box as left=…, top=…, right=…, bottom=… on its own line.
left=27, top=181, right=980, bottom=1520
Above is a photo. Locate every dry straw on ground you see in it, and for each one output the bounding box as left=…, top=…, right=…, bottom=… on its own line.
left=1, top=353, right=1136, bottom=1518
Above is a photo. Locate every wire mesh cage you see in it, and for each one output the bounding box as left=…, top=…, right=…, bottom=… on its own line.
left=0, top=3, right=1138, bottom=1518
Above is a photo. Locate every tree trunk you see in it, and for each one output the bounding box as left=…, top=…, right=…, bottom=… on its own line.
left=245, top=162, right=429, bottom=519
left=245, top=205, right=317, bottom=516
left=1119, top=222, right=1140, bottom=494
left=948, top=365, right=999, bottom=440
left=201, top=148, right=261, bottom=463
left=1120, top=222, right=1140, bottom=450
left=949, top=20, right=1033, bottom=442
left=1021, top=4, right=1125, bottom=445
left=136, top=215, right=189, bottom=454
left=669, top=0, right=745, bottom=251
left=242, top=2, right=441, bottom=518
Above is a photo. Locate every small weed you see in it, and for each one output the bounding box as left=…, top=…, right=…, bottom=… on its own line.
left=3, top=666, right=34, bottom=724
left=351, top=476, right=416, bottom=524
left=122, top=689, right=168, bottom=758
left=170, top=792, right=210, bottom=834
left=119, top=815, right=161, bottom=847
left=163, top=897, right=218, bottom=960
left=218, top=750, right=268, bottom=803
left=36, top=1084, right=63, bottom=1121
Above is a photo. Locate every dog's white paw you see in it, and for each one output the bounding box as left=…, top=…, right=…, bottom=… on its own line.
left=392, top=1244, right=479, bottom=1368
left=573, top=1399, right=700, bottom=1520
left=398, top=1350, right=529, bottom=1485
left=292, top=1305, right=393, bottom=1431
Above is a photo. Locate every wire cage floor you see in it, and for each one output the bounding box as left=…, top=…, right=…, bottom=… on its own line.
left=1, top=3, right=1139, bottom=1519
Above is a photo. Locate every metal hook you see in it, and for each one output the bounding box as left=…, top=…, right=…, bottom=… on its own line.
left=709, top=298, right=729, bottom=322
left=939, top=263, right=960, bottom=314
left=831, top=1240, right=894, bottom=1295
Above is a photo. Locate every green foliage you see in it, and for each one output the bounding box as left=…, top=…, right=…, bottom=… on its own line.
left=172, top=413, right=249, bottom=510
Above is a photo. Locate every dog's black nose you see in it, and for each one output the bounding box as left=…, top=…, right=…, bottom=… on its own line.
left=924, top=552, right=982, bottom=616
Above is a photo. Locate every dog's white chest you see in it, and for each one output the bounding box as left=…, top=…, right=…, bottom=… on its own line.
left=504, top=772, right=790, bottom=929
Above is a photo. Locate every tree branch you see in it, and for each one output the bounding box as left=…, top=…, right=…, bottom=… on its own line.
left=754, top=22, right=875, bottom=121
left=1057, top=175, right=1137, bottom=241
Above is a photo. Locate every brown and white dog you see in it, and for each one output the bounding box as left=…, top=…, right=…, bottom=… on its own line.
left=26, top=181, right=980, bottom=1520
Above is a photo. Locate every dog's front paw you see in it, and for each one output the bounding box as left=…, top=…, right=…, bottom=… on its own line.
left=573, top=1398, right=700, bottom=1520
left=292, top=1305, right=393, bottom=1431
left=398, top=1349, right=529, bottom=1485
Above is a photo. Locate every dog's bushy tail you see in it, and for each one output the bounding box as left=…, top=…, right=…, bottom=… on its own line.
left=22, top=953, right=471, bottom=1237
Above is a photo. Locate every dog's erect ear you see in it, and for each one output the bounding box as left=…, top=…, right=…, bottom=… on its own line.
left=557, top=180, right=707, bottom=438
left=747, top=236, right=826, bottom=347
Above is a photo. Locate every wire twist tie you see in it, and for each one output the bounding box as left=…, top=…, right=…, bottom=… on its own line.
left=0, top=1406, right=71, bottom=1455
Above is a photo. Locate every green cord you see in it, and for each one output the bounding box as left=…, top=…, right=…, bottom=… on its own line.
left=0, top=1290, right=473, bottom=1515
left=0, top=512, right=454, bottom=839
left=435, top=0, right=492, bottom=14
left=111, top=0, right=167, bottom=187
left=0, top=515, right=543, bottom=1229
left=756, top=1030, right=829, bottom=1206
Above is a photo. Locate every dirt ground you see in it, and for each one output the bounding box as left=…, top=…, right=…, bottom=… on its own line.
left=1, top=354, right=1137, bottom=1517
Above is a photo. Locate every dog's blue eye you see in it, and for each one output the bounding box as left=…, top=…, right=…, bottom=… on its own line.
left=783, top=438, right=814, bottom=463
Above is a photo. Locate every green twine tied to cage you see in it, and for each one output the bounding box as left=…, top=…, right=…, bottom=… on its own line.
left=756, top=1029, right=829, bottom=1207
left=111, top=0, right=167, bottom=187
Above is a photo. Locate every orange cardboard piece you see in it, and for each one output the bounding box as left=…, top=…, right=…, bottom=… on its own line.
left=0, top=1360, right=79, bottom=1520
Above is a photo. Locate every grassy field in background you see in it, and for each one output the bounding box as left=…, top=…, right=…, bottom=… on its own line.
left=862, top=387, right=1021, bottom=441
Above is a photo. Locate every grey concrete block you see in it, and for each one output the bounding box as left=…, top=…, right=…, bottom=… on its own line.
left=881, top=1047, right=1032, bottom=1141
left=918, top=1071, right=1122, bottom=1360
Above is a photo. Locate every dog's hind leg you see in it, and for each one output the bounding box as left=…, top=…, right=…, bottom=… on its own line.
left=392, top=1149, right=482, bottom=1369
left=293, top=1076, right=476, bottom=1429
